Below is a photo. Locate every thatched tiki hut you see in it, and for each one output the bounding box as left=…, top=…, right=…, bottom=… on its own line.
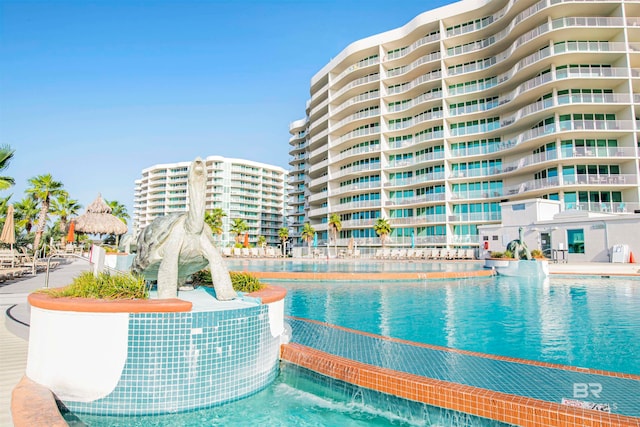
left=74, top=194, right=127, bottom=244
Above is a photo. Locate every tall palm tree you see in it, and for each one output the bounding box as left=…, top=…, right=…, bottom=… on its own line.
left=204, top=208, right=226, bottom=238
left=257, top=235, right=266, bottom=248
left=0, top=145, right=15, bottom=190
left=14, top=196, right=39, bottom=235
left=230, top=218, right=248, bottom=245
left=278, top=227, right=289, bottom=256
left=374, top=217, right=392, bottom=248
left=50, top=192, right=82, bottom=245
left=26, top=174, right=65, bottom=254
left=105, top=199, right=130, bottom=224
left=328, top=213, right=342, bottom=256
left=301, top=222, right=315, bottom=256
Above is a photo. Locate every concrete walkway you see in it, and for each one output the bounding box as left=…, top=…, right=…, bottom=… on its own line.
left=0, top=259, right=92, bottom=427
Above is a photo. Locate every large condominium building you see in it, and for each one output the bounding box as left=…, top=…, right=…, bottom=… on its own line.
left=289, top=0, right=640, bottom=249
left=134, top=156, right=287, bottom=247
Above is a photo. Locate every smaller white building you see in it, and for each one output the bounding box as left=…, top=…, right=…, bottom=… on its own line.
left=479, top=199, right=640, bottom=263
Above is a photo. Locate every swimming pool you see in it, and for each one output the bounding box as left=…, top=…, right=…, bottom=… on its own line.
left=283, top=275, right=640, bottom=375
left=64, top=271, right=640, bottom=425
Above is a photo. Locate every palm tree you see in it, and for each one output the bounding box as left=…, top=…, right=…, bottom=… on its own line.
left=301, top=222, right=315, bottom=256
left=105, top=199, right=130, bottom=224
left=105, top=199, right=130, bottom=247
left=257, top=235, right=266, bottom=248
left=278, top=227, right=289, bottom=257
left=373, top=217, right=392, bottom=248
left=51, top=192, right=82, bottom=245
left=230, top=218, right=248, bottom=245
left=26, top=174, right=65, bottom=254
left=0, top=145, right=15, bottom=190
left=14, top=196, right=39, bottom=235
left=205, top=208, right=226, bottom=238
left=328, top=213, right=342, bottom=256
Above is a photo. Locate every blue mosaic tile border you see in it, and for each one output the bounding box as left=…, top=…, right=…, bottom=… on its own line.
left=64, top=305, right=280, bottom=415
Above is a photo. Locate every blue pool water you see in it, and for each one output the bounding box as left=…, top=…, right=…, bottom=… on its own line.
left=284, top=275, right=640, bottom=375
left=67, top=363, right=514, bottom=426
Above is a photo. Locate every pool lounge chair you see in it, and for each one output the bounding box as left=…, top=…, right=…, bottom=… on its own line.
left=412, top=249, right=424, bottom=260
left=374, top=249, right=383, bottom=259
left=222, top=247, right=232, bottom=257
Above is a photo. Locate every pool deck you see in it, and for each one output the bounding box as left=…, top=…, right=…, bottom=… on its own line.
left=1, top=259, right=639, bottom=426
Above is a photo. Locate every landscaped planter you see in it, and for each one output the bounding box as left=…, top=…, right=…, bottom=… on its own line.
left=24, top=285, right=287, bottom=415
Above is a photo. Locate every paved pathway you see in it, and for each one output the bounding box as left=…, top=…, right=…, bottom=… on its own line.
left=0, top=259, right=91, bottom=426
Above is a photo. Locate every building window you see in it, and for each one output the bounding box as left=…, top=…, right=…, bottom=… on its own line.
left=567, top=229, right=584, bottom=254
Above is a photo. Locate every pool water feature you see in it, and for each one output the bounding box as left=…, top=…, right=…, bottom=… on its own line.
left=65, top=362, right=515, bottom=427
left=61, top=272, right=640, bottom=425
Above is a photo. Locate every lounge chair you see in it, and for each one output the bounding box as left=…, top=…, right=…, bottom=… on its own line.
left=352, top=249, right=360, bottom=258
left=397, top=249, right=408, bottom=259
left=389, top=249, right=399, bottom=259
left=250, top=248, right=259, bottom=257
left=232, top=247, right=242, bottom=257
left=446, top=249, right=457, bottom=260
left=413, top=249, right=424, bottom=260
left=374, top=249, right=383, bottom=259
left=241, top=248, right=250, bottom=257
left=465, top=249, right=475, bottom=260
left=222, top=247, right=232, bottom=257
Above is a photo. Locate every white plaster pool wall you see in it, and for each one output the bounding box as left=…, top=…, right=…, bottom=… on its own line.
left=25, top=288, right=287, bottom=415
left=26, top=308, right=129, bottom=402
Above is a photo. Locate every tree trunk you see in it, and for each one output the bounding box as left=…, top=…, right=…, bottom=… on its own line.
left=32, top=198, right=49, bottom=256
left=59, top=218, right=68, bottom=246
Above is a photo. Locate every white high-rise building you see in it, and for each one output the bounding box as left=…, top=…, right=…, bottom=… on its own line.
left=289, top=0, right=640, bottom=250
left=134, top=156, right=287, bottom=247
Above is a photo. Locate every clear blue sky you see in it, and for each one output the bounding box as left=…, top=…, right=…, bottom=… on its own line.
left=1, top=0, right=454, bottom=221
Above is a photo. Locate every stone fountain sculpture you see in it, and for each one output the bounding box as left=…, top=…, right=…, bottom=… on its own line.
left=506, top=226, right=532, bottom=260
left=132, top=158, right=237, bottom=300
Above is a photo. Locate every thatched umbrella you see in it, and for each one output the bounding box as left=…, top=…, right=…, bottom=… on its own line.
left=74, top=194, right=127, bottom=237
left=1, top=205, right=16, bottom=266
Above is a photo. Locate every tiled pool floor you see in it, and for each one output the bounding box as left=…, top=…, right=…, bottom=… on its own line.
left=284, top=317, right=640, bottom=426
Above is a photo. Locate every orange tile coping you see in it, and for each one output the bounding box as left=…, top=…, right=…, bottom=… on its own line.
left=28, top=292, right=193, bottom=313
left=281, top=343, right=640, bottom=427
left=246, top=284, right=287, bottom=304
left=288, top=316, right=640, bottom=381
left=12, top=376, right=67, bottom=427
left=237, top=269, right=495, bottom=281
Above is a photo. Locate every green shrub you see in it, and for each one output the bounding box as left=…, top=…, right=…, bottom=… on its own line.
left=530, top=249, right=545, bottom=259
left=503, top=250, right=514, bottom=259
left=39, top=272, right=148, bottom=300
left=191, top=269, right=264, bottom=293
left=490, top=251, right=504, bottom=258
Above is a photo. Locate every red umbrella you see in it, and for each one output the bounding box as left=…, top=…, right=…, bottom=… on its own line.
left=67, top=221, right=75, bottom=243
left=243, top=233, right=249, bottom=248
